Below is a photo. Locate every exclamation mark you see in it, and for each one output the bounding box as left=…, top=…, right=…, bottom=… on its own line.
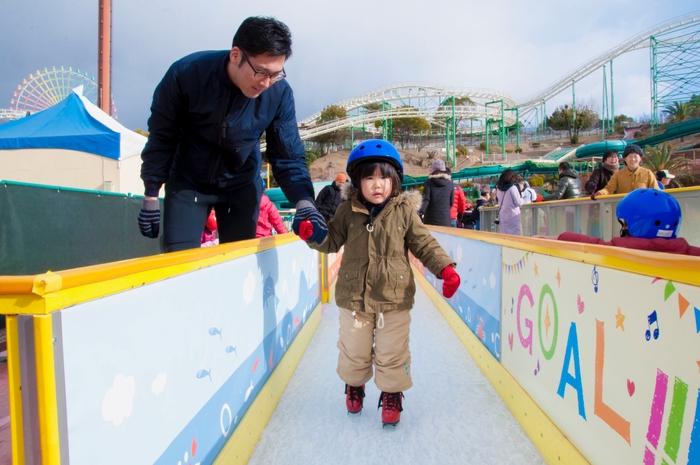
left=644, top=369, right=669, bottom=465
left=662, top=377, right=688, bottom=463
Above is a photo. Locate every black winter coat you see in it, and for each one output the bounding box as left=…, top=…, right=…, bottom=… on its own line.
left=316, top=183, right=343, bottom=220
left=584, top=166, right=615, bottom=194
left=140, top=50, right=314, bottom=204
left=421, top=173, right=454, bottom=226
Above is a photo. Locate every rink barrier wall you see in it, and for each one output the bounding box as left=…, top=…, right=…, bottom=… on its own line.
left=415, top=226, right=700, bottom=465
left=0, top=233, right=322, bottom=465
left=480, top=186, right=700, bottom=248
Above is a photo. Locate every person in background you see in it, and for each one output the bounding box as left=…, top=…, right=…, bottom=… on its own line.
left=519, top=179, right=538, bottom=204
left=450, top=181, right=467, bottom=227
left=316, top=173, right=347, bottom=222
left=420, top=159, right=454, bottom=226
left=542, top=162, right=582, bottom=201
left=546, top=189, right=699, bottom=256
left=585, top=150, right=619, bottom=195
left=470, top=189, right=490, bottom=230
left=201, top=210, right=219, bottom=247
left=656, top=169, right=675, bottom=190
left=257, top=181, right=288, bottom=237
left=138, top=16, right=325, bottom=252
left=495, top=169, right=524, bottom=235
left=296, top=140, right=461, bottom=426
left=592, top=144, right=658, bottom=199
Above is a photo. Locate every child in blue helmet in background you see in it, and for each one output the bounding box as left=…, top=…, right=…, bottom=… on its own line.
left=557, top=189, right=700, bottom=256
left=297, top=139, right=461, bottom=426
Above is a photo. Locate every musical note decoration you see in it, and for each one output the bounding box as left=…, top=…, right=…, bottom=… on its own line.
left=645, top=310, right=660, bottom=341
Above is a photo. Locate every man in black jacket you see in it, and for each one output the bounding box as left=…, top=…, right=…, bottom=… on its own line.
left=315, top=173, right=347, bottom=222
left=584, top=150, right=620, bottom=195
left=138, top=16, right=326, bottom=252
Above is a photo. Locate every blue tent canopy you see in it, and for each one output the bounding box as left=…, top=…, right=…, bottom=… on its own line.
left=0, top=93, right=121, bottom=160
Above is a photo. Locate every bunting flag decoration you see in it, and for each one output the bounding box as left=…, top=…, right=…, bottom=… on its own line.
left=664, top=281, right=676, bottom=301
left=679, top=293, right=690, bottom=319
left=502, top=252, right=530, bottom=275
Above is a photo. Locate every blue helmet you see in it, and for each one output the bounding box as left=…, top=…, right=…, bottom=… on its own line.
left=616, top=188, right=681, bottom=239
left=346, top=139, right=403, bottom=184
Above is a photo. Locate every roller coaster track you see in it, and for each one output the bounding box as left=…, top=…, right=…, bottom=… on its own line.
left=299, top=83, right=516, bottom=127
left=296, top=10, right=700, bottom=139
left=515, top=10, right=700, bottom=112
left=298, top=102, right=514, bottom=140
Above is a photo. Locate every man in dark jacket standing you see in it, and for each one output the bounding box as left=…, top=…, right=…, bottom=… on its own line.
left=584, top=150, right=619, bottom=195
left=138, top=16, right=326, bottom=252
left=543, top=162, right=582, bottom=201
left=316, top=173, right=347, bottom=222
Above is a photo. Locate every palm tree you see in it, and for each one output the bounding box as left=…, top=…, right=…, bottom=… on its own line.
left=642, top=142, right=692, bottom=188
left=662, top=101, right=693, bottom=123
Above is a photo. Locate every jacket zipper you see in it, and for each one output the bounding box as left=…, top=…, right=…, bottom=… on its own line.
left=209, top=92, right=238, bottom=186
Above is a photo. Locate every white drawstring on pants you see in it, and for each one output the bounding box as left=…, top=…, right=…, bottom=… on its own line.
left=377, top=311, right=385, bottom=330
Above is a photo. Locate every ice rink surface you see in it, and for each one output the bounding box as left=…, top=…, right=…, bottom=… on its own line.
left=249, top=283, right=546, bottom=465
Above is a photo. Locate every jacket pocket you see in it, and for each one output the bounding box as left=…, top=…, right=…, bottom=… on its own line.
left=221, top=128, right=261, bottom=172
left=337, top=268, right=360, bottom=298
left=388, top=260, right=413, bottom=300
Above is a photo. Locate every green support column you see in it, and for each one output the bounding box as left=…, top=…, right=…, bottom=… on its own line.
left=650, top=36, right=657, bottom=135
left=505, top=107, right=519, bottom=150
left=543, top=101, right=546, bottom=134
left=610, top=59, right=615, bottom=135
left=602, top=64, right=608, bottom=141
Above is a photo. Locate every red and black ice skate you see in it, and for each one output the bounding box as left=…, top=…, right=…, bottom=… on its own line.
left=378, top=391, right=404, bottom=426
left=345, top=384, right=365, bottom=414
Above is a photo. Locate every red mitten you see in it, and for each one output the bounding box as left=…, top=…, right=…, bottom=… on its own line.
left=535, top=195, right=544, bottom=202
left=441, top=265, right=460, bottom=298
left=299, top=220, right=314, bottom=241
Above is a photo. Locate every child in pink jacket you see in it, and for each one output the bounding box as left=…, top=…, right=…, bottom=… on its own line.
left=256, top=186, right=288, bottom=238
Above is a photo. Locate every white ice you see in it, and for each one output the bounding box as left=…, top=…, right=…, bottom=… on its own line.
left=249, top=282, right=546, bottom=465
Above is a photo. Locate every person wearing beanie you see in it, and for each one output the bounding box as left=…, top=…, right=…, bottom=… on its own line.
left=655, top=169, right=675, bottom=190
left=591, top=144, right=658, bottom=199
left=315, top=173, right=348, bottom=222
left=421, top=159, right=454, bottom=226
left=585, top=150, right=620, bottom=195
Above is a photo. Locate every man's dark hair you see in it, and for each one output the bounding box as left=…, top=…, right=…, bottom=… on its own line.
left=656, top=170, right=667, bottom=181
left=350, top=160, right=402, bottom=198
left=558, top=161, right=570, bottom=171
left=602, top=150, right=618, bottom=162
left=232, top=16, right=292, bottom=58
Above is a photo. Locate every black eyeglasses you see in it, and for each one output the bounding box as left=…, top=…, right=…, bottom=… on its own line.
left=240, top=52, right=286, bottom=82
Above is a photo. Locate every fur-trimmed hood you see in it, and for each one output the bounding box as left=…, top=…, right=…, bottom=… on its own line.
left=340, top=182, right=422, bottom=212
left=428, top=172, right=452, bottom=181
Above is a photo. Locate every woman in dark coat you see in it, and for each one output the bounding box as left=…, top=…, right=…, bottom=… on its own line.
left=420, top=159, right=454, bottom=226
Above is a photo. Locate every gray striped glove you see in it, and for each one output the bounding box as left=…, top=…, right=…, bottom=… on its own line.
left=138, top=198, right=160, bottom=238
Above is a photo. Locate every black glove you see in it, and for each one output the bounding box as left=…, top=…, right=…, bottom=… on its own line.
left=138, top=197, right=160, bottom=238
left=292, top=200, right=328, bottom=243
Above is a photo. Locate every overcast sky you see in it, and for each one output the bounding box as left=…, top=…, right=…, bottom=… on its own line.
left=1, top=0, right=698, bottom=130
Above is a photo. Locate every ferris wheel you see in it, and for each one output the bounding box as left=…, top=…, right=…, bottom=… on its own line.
left=10, top=66, right=99, bottom=113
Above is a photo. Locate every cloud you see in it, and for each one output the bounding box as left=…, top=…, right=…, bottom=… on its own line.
left=102, top=374, right=136, bottom=426
left=151, top=372, right=167, bottom=396
left=0, top=0, right=697, bottom=130
left=490, top=272, right=496, bottom=289
left=242, top=270, right=256, bottom=305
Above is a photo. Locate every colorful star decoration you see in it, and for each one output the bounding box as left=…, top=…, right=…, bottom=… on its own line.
left=556, top=269, right=561, bottom=288
left=534, top=262, right=539, bottom=277
left=615, top=307, right=626, bottom=331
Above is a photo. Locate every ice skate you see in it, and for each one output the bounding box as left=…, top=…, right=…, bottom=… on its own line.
left=378, top=391, right=404, bottom=426
left=345, top=384, right=365, bottom=414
